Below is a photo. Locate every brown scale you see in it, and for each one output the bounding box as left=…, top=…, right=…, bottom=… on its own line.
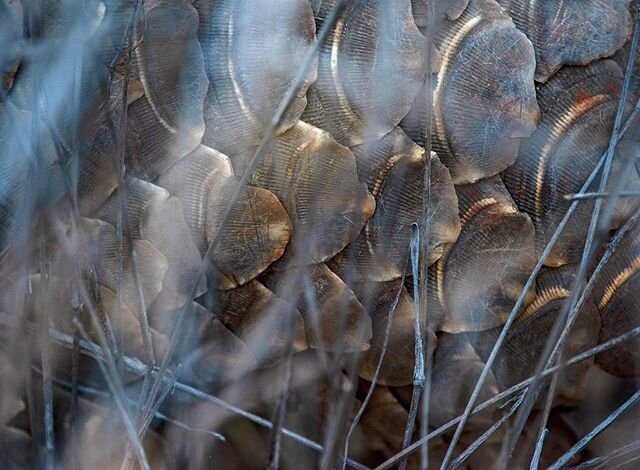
left=411, top=0, right=469, bottom=28
left=330, top=128, right=460, bottom=282
left=510, top=409, right=584, bottom=468
left=503, top=59, right=640, bottom=267
left=262, top=263, right=372, bottom=353
left=0, top=64, right=18, bottom=97
left=125, top=0, right=208, bottom=180
left=95, top=176, right=206, bottom=310
left=248, top=121, right=375, bottom=269
left=0, top=344, right=33, bottom=469
left=612, top=1, right=640, bottom=114
left=49, top=388, right=177, bottom=470
left=350, top=279, right=437, bottom=387
left=49, top=71, right=144, bottom=217
left=301, top=0, right=427, bottom=147
left=193, top=0, right=316, bottom=157
left=4, top=385, right=177, bottom=470
left=1, top=421, right=33, bottom=469
left=469, top=266, right=600, bottom=405
left=278, top=365, right=357, bottom=468
left=428, top=333, right=501, bottom=433
left=497, top=0, right=632, bottom=82
left=352, top=386, right=422, bottom=469
left=592, top=221, right=640, bottom=378
left=76, top=73, right=144, bottom=216
left=208, top=280, right=307, bottom=367
left=429, top=176, right=537, bottom=333
left=356, top=383, right=499, bottom=469
left=150, top=302, right=258, bottom=386
left=157, top=145, right=293, bottom=290
left=0, top=100, right=61, bottom=253
left=75, top=217, right=168, bottom=316
left=388, top=335, right=502, bottom=468
left=23, top=274, right=169, bottom=386
left=15, top=69, right=142, bottom=216
left=402, top=0, right=540, bottom=185
left=0, top=69, right=135, bottom=253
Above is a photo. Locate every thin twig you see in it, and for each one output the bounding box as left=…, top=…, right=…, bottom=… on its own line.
left=530, top=428, right=548, bottom=470
left=0, top=312, right=370, bottom=470
left=319, top=190, right=375, bottom=470
left=502, top=13, right=640, bottom=461
left=46, top=216, right=150, bottom=470
left=38, top=229, right=54, bottom=470
left=440, top=57, right=640, bottom=470
left=418, top=1, right=437, bottom=463
left=72, top=319, right=150, bottom=470
left=525, top=203, right=640, bottom=459
left=39, top=371, right=227, bottom=443
left=9, top=310, right=640, bottom=470
left=136, top=0, right=352, bottom=441
left=564, top=191, right=640, bottom=201
left=571, top=439, right=640, bottom=469
left=529, top=373, right=558, bottom=468
left=549, top=388, right=640, bottom=470
left=266, top=297, right=298, bottom=470
left=371, top=323, right=640, bottom=470
left=266, top=356, right=293, bottom=470
left=399, top=225, right=427, bottom=470
left=447, top=393, right=525, bottom=470
left=341, top=259, right=410, bottom=470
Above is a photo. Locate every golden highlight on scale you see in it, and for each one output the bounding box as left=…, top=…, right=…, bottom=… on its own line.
left=1, top=0, right=640, bottom=468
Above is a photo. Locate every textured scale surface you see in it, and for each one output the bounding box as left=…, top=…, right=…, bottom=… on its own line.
left=504, top=59, right=640, bottom=266
left=302, top=0, right=427, bottom=146
left=2, top=0, right=640, bottom=468
left=497, top=0, right=633, bottom=82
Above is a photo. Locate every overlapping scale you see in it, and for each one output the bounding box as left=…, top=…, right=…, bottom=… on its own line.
left=510, top=410, right=582, bottom=468
left=301, top=0, right=427, bottom=147
left=613, top=38, right=640, bottom=105
left=0, top=100, right=65, bottom=253
left=7, top=59, right=132, bottom=217
left=503, top=59, right=640, bottom=267
left=331, top=128, right=460, bottom=281
left=248, top=121, right=375, bottom=269
left=430, top=176, right=536, bottom=332
left=402, top=0, right=540, bottom=184
left=592, top=221, right=640, bottom=378
left=205, top=280, right=307, bottom=367
left=76, top=217, right=168, bottom=313
left=3, top=0, right=637, bottom=465
left=95, top=176, right=205, bottom=309
left=428, top=333, right=501, bottom=431
left=24, top=274, right=169, bottom=382
left=54, top=390, right=177, bottom=470
left=351, top=279, right=437, bottom=386
left=497, top=0, right=632, bottom=82
left=470, top=266, right=600, bottom=404
left=354, top=386, right=422, bottom=469
left=158, top=145, right=292, bottom=289
left=7, top=65, right=143, bottom=235
left=193, top=0, right=316, bottom=156
left=76, top=73, right=141, bottom=216
left=262, top=263, right=372, bottom=352
left=126, top=0, right=208, bottom=180
left=411, top=0, right=469, bottom=28
left=151, top=302, right=258, bottom=386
